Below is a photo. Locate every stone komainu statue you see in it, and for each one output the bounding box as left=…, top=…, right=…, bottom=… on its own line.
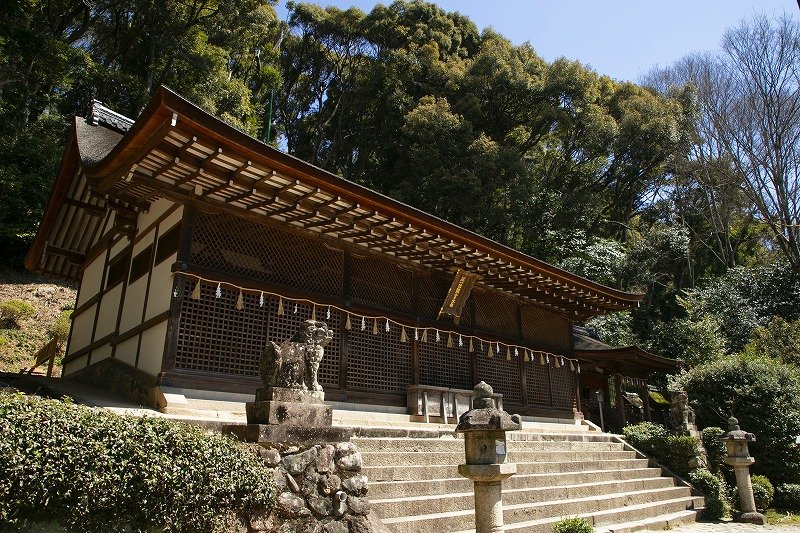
left=260, top=319, right=333, bottom=392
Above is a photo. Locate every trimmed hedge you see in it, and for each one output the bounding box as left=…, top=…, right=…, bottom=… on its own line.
left=0, top=392, right=275, bottom=531
left=622, top=422, right=698, bottom=478
left=553, top=516, right=594, bottom=533
left=688, top=468, right=730, bottom=520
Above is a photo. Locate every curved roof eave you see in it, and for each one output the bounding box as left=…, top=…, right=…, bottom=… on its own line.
left=80, top=86, right=644, bottom=308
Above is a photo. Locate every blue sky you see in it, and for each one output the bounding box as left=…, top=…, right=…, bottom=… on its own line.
left=275, top=0, right=797, bottom=82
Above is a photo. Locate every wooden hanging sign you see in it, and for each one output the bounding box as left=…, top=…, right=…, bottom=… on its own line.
left=438, top=268, right=480, bottom=319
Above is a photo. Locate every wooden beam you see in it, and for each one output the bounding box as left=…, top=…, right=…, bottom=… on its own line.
left=46, top=244, right=86, bottom=265
left=62, top=197, right=106, bottom=218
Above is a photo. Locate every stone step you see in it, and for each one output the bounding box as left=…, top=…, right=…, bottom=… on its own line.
left=593, top=509, right=701, bottom=533
left=381, top=493, right=699, bottom=533
left=362, top=458, right=651, bottom=482
left=371, top=477, right=681, bottom=518
left=368, top=468, right=668, bottom=499
left=360, top=449, right=635, bottom=467
left=352, top=437, right=623, bottom=453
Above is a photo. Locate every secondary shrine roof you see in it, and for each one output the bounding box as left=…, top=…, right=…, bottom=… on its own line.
left=27, top=86, right=645, bottom=318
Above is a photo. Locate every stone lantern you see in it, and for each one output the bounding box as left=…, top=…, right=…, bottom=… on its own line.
left=721, top=417, right=765, bottom=525
left=456, top=382, right=522, bottom=533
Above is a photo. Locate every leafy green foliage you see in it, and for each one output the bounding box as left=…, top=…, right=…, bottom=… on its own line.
left=752, top=475, right=775, bottom=511
left=743, top=317, right=800, bottom=366
left=0, top=299, right=36, bottom=327
left=647, top=314, right=726, bottom=365
left=775, top=484, right=800, bottom=512
left=49, top=310, right=72, bottom=344
left=0, top=392, right=275, bottom=531
left=682, top=263, right=800, bottom=353
left=688, top=468, right=731, bottom=519
left=701, top=427, right=727, bottom=476
left=674, top=355, right=800, bottom=484
left=622, top=422, right=698, bottom=478
left=553, top=516, right=594, bottom=533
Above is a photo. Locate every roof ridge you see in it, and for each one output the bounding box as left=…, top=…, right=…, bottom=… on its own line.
left=87, top=100, right=134, bottom=133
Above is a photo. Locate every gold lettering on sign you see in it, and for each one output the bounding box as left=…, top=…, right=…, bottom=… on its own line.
left=439, top=268, right=480, bottom=319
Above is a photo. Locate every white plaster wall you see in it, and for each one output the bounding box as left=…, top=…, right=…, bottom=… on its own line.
left=114, top=337, right=138, bottom=366
left=138, top=319, right=168, bottom=376
left=95, top=283, right=122, bottom=339
left=76, top=254, right=104, bottom=308
left=67, top=305, right=95, bottom=356
left=137, top=198, right=174, bottom=232
left=145, top=207, right=182, bottom=321
left=63, top=355, right=88, bottom=376
left=91, top=343, right=112, bottom=364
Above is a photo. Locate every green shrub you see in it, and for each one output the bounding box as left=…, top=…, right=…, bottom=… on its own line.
left=0, top=299, right=36, bottom=326
left=701, top=427, right=727, bottom=475
left=553, top=516, right=594, bottom=533
left=752, top=475, right=774, bottom=511
left=0, top=392, right=275, bottom=531
left=673, top=355, right=800, bottom=485
left=774, top=484, right=800, bottom=511
left=689, top=468, right=731, bottom=520
left=49, top=310, right=72, bottom=345
left=731, top=475, right=774, bottom=512
left=622, top=422, right=698, bottom=478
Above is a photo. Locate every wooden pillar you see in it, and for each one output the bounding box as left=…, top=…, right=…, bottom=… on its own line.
left=614, top=374, right=626, bottom=427
left=574, top=373, right=582, bottom=414
left=640, top=382, right=652, bottom=422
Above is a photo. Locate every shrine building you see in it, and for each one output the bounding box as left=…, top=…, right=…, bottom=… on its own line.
left=26, top=86, right=665, bottom=421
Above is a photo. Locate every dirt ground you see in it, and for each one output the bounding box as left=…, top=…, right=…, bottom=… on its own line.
left=0, top=268, right=77, bottom=374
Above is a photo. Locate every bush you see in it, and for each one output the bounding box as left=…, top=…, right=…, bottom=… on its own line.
left=0, top=392, right=275, bottom=531
left=673, top=355, right=800, bottom=484
left=553, top=516, right=594, bottom=533
left=743, top=316, right=800, bottom=366
left=731, top=475, right=774, bottom=512
left=774, top=484, right=800, bottom=511
left=49, top=310, right=72, bottom=346
left=752, top=475, right=774, bottom=511
left=688, top=468, right=731, bottom=520
left=701, top=427, right=727, bottom=475
left=0, top=299, right=36, bottom=327
left=622, top=422, right=698, bottom=478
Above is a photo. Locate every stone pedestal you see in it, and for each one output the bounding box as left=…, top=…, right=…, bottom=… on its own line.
left=458, top=463, right=517, bottom=533
left=246, top=386, right=332, bottom=426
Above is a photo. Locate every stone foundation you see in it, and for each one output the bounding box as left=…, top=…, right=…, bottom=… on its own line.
left=245, top=439, right=387, bottom=533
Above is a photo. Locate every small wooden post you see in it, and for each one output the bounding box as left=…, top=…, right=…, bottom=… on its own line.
left=614, top=374, right=627, bottom=427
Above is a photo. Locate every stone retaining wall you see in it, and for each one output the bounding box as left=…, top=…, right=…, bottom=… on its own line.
left=248, top=440, right=385, bottom=533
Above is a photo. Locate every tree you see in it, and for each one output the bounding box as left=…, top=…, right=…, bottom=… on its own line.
left=648, top=15, right=800, bottom=271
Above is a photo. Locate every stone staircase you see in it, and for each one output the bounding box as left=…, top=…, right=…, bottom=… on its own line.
left=336, top=414, right=703, bottom=533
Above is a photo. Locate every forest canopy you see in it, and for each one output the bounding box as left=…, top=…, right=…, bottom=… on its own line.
left=2, top=1, right=800, bottom=363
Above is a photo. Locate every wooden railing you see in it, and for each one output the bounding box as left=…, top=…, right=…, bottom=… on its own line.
left=22, top=336, right=59, bottom=377
left=407, top=384, right=504, bottom=424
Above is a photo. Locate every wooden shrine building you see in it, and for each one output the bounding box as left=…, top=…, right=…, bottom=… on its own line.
left=26, top=87, right=647, bottom=420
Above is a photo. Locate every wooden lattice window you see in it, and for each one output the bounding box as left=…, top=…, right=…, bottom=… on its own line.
left=350, top=255, right=413, bottom=314
left=521, top=304, right=571, bottom=349
left=419, top=336, right=472, bottom=391
left=175, top=280, right=267, bottom=376
left=550, top=362, right=575, bottom=409
left=264, top=299, right=340, bottom=387
left=346, top=322, right=411, bottom=393
left=417, top=274, right=449, bottom=320
left=474, top=289, right=518, bottom=339
left=190, top=211, right=343, bottom=297
left=526, top=359, right=552, bottom=407
left=174, top=281, right=340, bottom=386
left=475, top=348, right=522, bottom=405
